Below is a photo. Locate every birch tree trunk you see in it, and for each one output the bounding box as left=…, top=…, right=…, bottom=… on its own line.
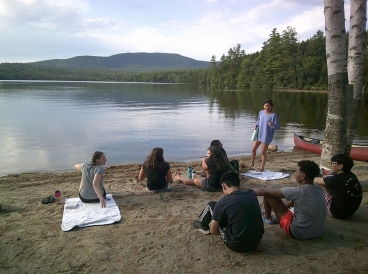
left=346, top=0, right=367, bottom=154
left=321, top=0, right=348, bottom=168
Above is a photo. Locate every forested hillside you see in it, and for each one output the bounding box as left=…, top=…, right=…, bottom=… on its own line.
left=29, top=53, right=211, bottom=72
left=1, top=26, right=367, bottom=91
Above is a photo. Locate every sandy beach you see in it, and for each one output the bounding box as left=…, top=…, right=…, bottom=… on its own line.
left=1, top=150, right=367, bottom=274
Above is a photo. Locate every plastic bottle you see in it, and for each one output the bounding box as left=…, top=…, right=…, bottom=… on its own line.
left=191, top=169, right=196, bottom=179
left=187, top=166, right=192, bottom=178
left=54, top=190, right=62, bottom=204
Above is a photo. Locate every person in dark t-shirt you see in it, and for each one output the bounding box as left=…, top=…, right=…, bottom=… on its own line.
left=138, top=147, right=174, bottom=193
left=192, top=171, right=264, bottom=253
left=210, top=140, right=239, bottom=174
left=175, top=146, right=234, bottom=192
left=314, top=154, right=362, bottom=219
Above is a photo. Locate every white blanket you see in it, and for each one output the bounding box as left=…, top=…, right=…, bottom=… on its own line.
left=240, top=170, right=290, bottom=181
left=61, top=194, right=121, bottom=231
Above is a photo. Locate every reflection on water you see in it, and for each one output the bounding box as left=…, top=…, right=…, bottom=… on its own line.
left=0, top=81, right=367, bottom=176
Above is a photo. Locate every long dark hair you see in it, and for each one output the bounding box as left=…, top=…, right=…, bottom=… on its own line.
left=208, top=146, right=234, bottom=171
left=91, top=151, right=104, bottom=165
left=146, top=147, right=165, bottom=170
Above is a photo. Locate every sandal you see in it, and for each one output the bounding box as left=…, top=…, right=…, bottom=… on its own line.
left=41, top=195, right=55, bottom=204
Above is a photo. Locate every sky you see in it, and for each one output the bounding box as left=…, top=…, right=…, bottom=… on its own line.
left=0, top=0, right=353, bottom=63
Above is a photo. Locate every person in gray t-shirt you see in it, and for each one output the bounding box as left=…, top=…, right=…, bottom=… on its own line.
left=75, top=151, right=107, bottom=208
left=253, top=160, right=326, bottom=240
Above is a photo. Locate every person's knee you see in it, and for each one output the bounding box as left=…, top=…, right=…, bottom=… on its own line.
left=208, top=201, right=217, bottom=208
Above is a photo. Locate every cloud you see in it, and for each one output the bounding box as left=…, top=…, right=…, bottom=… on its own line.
left=0, top=0, right=356, bottom=63
left=0, top=0, right=123, bottom=33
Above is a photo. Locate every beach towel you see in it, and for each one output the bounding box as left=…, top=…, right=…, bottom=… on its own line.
left=240, top=170, right=289, bottom=181
left=61, top=194, right=121, bottom=231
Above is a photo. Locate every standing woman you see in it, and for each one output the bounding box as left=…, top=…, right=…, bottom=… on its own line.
left=138, top=147, right=174, bottom=192
left=75, top=151, right=107, bottom=208
left=175, top=146, right=234, bottom=192
left=249, top=99, right=280, bottom=172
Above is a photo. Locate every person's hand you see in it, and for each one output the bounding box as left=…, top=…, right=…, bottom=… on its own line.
left=100, top=199, right=106, bottom=208
left=268, top=122, right=273, bottom=126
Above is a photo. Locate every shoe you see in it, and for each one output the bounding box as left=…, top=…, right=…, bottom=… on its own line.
left=192, top=220, right=210, bottom=234
left=41, top=195, right=55, bottom=204
left=146, top=187, right=172, bottom=193
left=262, top=211, right=278, bottom=224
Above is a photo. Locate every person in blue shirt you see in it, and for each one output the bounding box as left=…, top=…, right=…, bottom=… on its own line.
left=249, top=99, right=280, bottom=172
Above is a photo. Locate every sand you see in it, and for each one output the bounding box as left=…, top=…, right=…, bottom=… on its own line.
left=1, top=150, right=368, bottom=274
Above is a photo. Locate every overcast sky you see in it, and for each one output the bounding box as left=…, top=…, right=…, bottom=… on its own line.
left=0, top=0, right=353, bottom=63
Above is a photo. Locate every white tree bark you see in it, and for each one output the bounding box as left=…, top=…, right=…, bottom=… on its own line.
left=346, top=0, right=367, bottom=153
left=321, top=0, right=348, bottom=168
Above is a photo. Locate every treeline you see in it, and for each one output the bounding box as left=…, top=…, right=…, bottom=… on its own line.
left=1, top=27, right=365, bottom=90
left=0, top=63, right=209, bottom=83
left=210, top=27, right=327, bottom=90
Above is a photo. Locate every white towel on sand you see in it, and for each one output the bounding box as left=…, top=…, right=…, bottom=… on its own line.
left=240, top=170, right=289, bottom=181
left=61, top=194, right=121, bottom=231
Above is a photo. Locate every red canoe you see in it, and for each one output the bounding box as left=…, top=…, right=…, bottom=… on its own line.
left=293, top=133, right=368, bottom=161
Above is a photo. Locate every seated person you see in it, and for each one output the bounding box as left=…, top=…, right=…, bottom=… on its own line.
left=138, top=147, right=173, bottom=192
left=175, top=146, right=234, bottom=192
left=192, top=171, right=264, bottom=253
left=253, top=160, right=326, bottom=240
left=75, top=151, right=107, bottom=208
left=210, top=140, right=239, bottom=173
left=314, top=154, right=362, bottom=219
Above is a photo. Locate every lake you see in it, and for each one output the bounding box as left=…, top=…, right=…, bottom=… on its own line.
left=1, top=81, right=367, bottom=176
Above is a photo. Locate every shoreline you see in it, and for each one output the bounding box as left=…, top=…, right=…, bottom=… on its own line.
left=1, top=148, right=295, bottom=178
left=1, top=150, right=368, bottom=273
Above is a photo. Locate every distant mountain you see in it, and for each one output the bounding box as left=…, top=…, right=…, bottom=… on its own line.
left=29, top=52, right=211, bottom=72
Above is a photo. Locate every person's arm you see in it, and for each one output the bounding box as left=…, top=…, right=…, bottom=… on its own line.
left=285, top=200, right=294, bottom=208
left=202, top=157, right=209, bottom=171
left=268, top=114, right=280, bottom=129
left=209, top=220, right=220, bottom=235
left=255, top=112, right=261, bottom=129
left=313, top=177, right=326, bottom=186
left=75, top=164, right=83, bottom=191
left=79, top=179, right=83, bottom=192
left=253, top=187, right=285, bottom=199
left=166, top=169, right=174, bottom=184
left=138, top=166, right=146, bottom=181
left=92, top=174, right=106, bottom=208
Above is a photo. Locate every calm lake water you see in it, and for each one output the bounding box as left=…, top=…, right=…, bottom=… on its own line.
left=1, top=81, right=367, bottom=176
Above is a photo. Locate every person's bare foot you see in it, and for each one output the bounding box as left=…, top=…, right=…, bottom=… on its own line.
left=174, top=172, right=182, bottom=182
left=259, top=167, right=265, bottom=172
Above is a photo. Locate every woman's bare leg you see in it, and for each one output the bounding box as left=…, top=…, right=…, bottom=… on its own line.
left=175, top=173, right=203, bottom=189
left=249, top=140, right=261, bottom=168
left=260, top=143, right=269, bottom=172
left=262, top=197, right=273, bottom=222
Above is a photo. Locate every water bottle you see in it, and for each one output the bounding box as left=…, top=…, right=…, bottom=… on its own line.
left=54, top=190, right=62, bottom=204
left=191, top=169, right=196, bottom=179
left=251, top=128, right=259, bottom=141
left=187, top=166, right=192, bottom=178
